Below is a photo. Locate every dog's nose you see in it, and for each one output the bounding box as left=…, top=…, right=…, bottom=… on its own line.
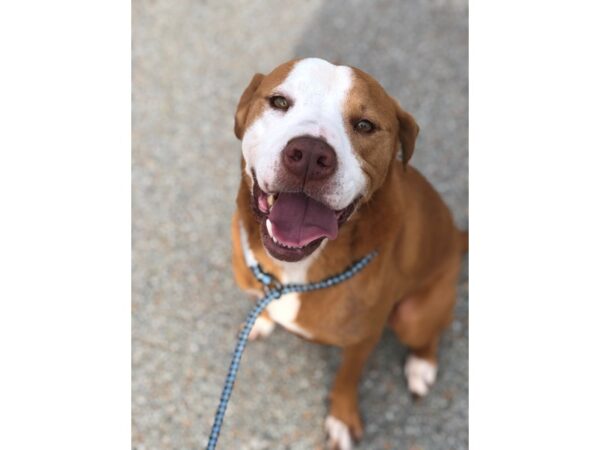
left=282, top=137, right=337, bottom=181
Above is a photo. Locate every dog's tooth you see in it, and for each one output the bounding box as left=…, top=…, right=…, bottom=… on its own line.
left=267, top=194, right=274, bottom=208
left=266, top=220, right=280, bottom=244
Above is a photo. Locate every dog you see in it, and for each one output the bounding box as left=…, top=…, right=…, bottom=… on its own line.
left=230, top=57, right=467, bottom=449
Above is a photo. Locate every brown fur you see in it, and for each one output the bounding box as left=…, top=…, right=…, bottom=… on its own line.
left=230, top=60, right=466, bottom=444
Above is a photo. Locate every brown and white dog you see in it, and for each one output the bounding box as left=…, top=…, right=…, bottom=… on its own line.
left=231, top=58, right=466, bottom=449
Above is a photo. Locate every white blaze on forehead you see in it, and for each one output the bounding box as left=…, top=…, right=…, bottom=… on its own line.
left=241, top=58, right=367, bottom=211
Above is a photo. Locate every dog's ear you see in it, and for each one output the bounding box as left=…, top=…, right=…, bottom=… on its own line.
left=234, top=73, right=265, bottom=140
left=394, top=101, right=420, bottom=167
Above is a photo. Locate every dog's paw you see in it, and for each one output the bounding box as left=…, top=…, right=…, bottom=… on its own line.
left=404, top=354, right=437, bottom=397
left=325, top=415, right=354, bottom=450
left=248, top=315, right=275, bottom=341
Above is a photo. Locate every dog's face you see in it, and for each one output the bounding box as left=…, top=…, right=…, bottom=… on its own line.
left=235, top=58, right=418, bottom=262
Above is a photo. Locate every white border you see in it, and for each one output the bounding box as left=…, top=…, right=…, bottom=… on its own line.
left=0, top=1, right=599, bottom=449
left=471, top=0, right=600, bottom=448
left=0, top=2, right=130, bottom=449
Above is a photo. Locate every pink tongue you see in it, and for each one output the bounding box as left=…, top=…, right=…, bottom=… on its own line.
left=269, top=192, right=338, bottom=247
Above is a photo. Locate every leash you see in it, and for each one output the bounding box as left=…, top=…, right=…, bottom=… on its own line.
left=205, top=251, right=377, bottom=450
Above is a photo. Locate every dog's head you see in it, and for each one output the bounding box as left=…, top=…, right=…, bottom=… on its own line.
left=234, top=58, right=419, bottom=262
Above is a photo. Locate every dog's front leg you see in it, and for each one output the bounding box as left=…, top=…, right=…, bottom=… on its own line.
left=325, top=335, right=379, bottom=450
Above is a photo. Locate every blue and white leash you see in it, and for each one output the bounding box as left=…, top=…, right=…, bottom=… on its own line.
left=205, top=251, right=377, bottom=450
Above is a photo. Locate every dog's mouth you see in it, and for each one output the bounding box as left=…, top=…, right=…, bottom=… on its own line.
left=251, top=176, right=359, bottom=262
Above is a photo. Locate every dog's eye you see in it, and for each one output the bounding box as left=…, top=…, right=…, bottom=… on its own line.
left=269, top=95, right=290, bottom=111
left=354, top=119, right=375, bottom=134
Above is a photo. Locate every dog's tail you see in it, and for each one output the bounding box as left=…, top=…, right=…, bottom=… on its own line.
left=459, top=229, right=469, bottom=254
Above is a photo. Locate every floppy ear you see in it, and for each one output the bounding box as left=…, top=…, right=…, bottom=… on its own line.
left=234, top=73, right=265, bottom=140
left=395, top=101, right=420, bottom=167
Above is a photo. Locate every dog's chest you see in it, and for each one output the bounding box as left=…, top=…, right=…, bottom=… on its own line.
left=266, top=259, right=314, bottom=339
left=239, top=221, right=321, bottom=339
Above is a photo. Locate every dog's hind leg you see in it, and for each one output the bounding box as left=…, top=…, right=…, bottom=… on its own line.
left=388, top=257, right=459, bottom=397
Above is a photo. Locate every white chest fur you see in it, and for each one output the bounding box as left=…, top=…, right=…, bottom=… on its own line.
left=239, top=221, right=318, bottom=339
left=266, top=258, right=314, bottom=338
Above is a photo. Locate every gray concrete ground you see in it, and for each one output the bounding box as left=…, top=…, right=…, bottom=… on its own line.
left=133, top=1, right=468, bottom=449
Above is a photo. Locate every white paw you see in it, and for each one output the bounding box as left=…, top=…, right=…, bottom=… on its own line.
left=325, top=415, right=353, bottom=450
left=248, top=315, right=275, bottom=341
left=404, top=354, right=437, bottom=397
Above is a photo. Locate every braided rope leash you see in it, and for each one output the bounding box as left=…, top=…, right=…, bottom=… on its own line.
left=205, top=251, right=377, bottom=450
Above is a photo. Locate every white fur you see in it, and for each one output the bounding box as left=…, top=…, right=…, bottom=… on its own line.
left=248, top=315, right=275, bottom=340
left=241, top=58, right=367, bottom=211
left=238, top=221, right=319, bottom=339
left=404, top=354, right=438, bottom=396
left=265, top=245, right=324, bottom=339
left=265, top=293, right=308, bottom=337
left=325, top=415, right=353, bottom=450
